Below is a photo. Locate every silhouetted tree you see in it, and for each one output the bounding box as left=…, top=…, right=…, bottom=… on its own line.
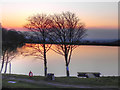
left=1, top=28, right=25, bottom=73
left=0, top=28, right=7, bottom=73
left=4, top=50, right=19, bottom=74
left=51, top=12, right=87, bottom=77
left=24, top=14, right=52, bottom=76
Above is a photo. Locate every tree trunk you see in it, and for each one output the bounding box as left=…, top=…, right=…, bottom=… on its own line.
left=0, top=53, right=5, bottom=73
left=9, top=62, right=11, bottom=74
left=4, top=61, right=8, bottom=74
left=43, top=44, right=47, bottom=76
left=4, top=52, right=9, bottom=74
left=65, top=45, right=70, bottom=77
left=0, top=59, right=4, bottom=73
left=66, top=64, right=70, bottom=77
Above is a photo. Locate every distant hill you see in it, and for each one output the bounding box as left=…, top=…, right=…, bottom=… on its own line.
left=21, top=31, right=119, bottom=46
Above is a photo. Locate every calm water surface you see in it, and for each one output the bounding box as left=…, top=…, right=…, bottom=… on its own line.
left=3, top=45, right=118, bottom=77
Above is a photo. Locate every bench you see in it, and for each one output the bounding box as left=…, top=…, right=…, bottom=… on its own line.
left=46, top=73, right=55, bottom=80
left=77, top=72, right=101, bottom=78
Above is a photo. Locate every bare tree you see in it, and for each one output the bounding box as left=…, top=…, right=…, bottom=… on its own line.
left=1, top=28, right=25, bottom=74
left=0, top=28, right=7, bottom=73
left=51, top=12, right=87, bottom=77
left=4, top=50, right=18, bottom=74
left=24, top=14, right=52, bottom=76
left=4, top=47, right=24, bottom=74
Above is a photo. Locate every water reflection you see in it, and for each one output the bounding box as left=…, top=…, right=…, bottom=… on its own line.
left=3, top=45, right=118, bottom=76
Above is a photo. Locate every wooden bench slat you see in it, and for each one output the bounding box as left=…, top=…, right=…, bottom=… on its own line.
left=77, top=72, right=101, bottom=78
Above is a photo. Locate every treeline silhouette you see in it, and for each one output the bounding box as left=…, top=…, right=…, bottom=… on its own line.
left=1, top=28, right=25, bottom=73
left=24, top=36, right=119, bottom=46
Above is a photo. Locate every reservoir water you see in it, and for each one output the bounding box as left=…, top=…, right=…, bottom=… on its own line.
left=2, top=45, right=118, bottom=77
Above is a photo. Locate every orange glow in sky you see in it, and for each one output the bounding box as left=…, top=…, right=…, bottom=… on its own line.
left=1, top=2, right=118, bottom=29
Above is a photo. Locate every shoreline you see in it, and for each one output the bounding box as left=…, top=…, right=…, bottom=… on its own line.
left=1, top=73, right=119, bottom=77
left=25, top=42, right=120, bottom=47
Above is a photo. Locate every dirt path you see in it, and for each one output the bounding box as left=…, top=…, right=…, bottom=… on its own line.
left=3, top=76, right=118, bottom=89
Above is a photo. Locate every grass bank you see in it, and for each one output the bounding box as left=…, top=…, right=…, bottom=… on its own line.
left=2, top=74, right=120, bottom=89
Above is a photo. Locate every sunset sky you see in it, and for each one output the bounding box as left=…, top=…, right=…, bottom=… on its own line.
left=0, top=0, right=118, bottom=40
left=0, top=0, right=119, bottom=77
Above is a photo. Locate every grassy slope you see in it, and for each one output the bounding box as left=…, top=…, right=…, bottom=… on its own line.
left=54, top=77, right=119, bottom=86
left=2, top=74, right=57, bottom=88
left=2, top=74, right=119, bottom=88
left=2, top=80, right=57, bottom=88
